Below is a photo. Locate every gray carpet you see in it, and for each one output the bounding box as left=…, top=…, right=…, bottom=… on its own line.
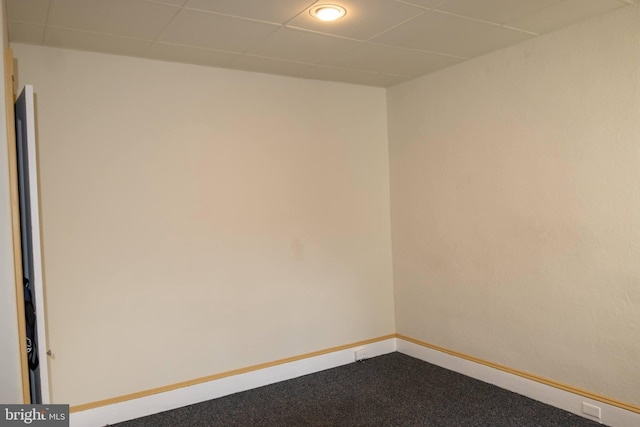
left=113, top=352, right=602, bottom=426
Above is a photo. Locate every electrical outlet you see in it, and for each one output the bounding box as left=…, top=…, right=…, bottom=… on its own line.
left=354, top=349, right=367, bottom=362
left=582, top=402, right=602, bottom=420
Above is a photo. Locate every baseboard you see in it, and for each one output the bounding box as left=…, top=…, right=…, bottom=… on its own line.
left=396, top=337, right=640, bottom=427
left=63, top=335, right=640, bottom=427
left=69, top=337, right=397, bottom=427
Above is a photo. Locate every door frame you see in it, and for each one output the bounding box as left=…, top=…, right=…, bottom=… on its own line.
left=4, top=47, right=30, bottom=403
left=6, top=49, right=51, bottom=404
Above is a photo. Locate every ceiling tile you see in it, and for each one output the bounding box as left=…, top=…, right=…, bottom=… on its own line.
left=48, top=0, right=179, bottom=40
left=435, top=0, right=563, bottom=24
left=246, top=27, right=361, bottom=64
left=146, top=0, right=188, bottom=6
left=184, top=0, right=315, bottom=24
left=228, top=54, right=405, bottom=88
left=397, top=0, right=451, bottom=8
left=287, top=0, right=425, bottom=41
left=226, top=55, right=320, bottom=79
left=8, top=21, right=45, bottom=44
left=44, top=27, right=153, bottom=56
left=145, top=42, right=240, bottom=67
left=6, top=0, right=50, bottom=25
left=321, top=43, right=462, bottom=78
left=312, top=65, right=408, bottom=87
left=158, top=9, right=279, bottom=52
left=506, top=0, right=626, bottom=34
left=371, top=10, right=533, bottom=58
left=6, top=0, right=632, bottom=88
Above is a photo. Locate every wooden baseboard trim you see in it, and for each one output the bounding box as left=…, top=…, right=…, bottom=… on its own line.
left=70, top=334, right=396, bottom=413
left=396, top=334, right=640, bottom=415
left=69, top=333, right=640, bottom=417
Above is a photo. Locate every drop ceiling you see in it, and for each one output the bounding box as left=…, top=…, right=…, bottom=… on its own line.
left=6, top=0, right=638, bottom=87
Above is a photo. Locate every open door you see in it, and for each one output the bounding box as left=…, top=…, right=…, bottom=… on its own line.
left=15, top=84, right=50, bottom=404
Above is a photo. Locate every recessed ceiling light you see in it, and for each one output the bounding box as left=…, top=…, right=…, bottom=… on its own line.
left=310, top=5, right=346, bottom=22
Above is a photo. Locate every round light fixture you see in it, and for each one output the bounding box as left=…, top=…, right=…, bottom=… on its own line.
left=310, top=5, right=346, bottom=21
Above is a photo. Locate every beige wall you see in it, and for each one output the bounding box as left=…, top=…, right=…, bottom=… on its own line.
left=388, top=4, right=640, bottom=406
left=12, top=44, right=395, bottom=406
left=0, top=0, right=23, bottom=404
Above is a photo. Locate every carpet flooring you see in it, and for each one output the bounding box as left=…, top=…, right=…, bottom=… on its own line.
left=113, top=352, right=602, bottom=426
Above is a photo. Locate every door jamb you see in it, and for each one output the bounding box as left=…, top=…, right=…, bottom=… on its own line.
left=5, top=47, right=30, bottom=403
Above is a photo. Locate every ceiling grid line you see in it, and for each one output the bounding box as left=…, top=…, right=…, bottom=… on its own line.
left=40, top=0, right=52, bottom=44
left=139, top=1, right=189, bottom=58
left=428, top=8, right=542, bottom=34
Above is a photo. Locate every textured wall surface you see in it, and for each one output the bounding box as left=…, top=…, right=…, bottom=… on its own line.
left=388, top=5, right=640, bottom=406
left=12, top=44, right=395, bottom=406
